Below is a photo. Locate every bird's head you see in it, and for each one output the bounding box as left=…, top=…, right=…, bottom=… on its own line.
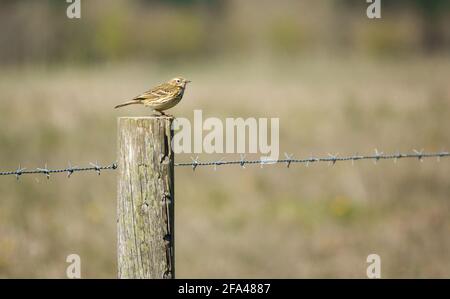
left=169, top=77, right=191, bottom=88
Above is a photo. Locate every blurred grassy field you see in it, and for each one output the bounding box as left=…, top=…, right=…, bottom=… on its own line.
left=0, top=54, right=449, bottom=277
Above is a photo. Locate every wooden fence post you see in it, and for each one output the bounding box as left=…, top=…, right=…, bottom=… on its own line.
left=117, top=116, right=174, bottom=279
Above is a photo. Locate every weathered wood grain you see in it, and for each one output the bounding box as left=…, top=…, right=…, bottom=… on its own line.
left=117, top=116, right=174, bottom=278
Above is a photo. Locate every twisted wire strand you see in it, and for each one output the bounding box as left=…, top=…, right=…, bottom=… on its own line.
left=174, top=151, right=450, bottom=170
left=0, top=151, right=448, bottom=177
left=0, top=162, right=117, bottom=179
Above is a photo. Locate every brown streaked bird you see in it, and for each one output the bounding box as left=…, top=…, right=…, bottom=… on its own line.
left=114, top=77, right=191, bottom=115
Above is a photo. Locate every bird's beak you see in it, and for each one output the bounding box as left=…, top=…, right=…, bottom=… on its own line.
left=185, top=80, right=192, bottom=84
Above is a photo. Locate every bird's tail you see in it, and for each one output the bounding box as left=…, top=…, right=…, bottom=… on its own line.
left=114, top=100, right=139, bottom=109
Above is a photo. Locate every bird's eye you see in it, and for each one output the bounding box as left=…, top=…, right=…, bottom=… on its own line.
left=176, top=79, right=180, bottom=83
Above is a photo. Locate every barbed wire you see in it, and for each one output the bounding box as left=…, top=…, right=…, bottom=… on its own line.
left=0, top=150, right=448, bottom=178
left=175, top=150, right=450, bottom=171
left=0, top=162, right=117, bottom=180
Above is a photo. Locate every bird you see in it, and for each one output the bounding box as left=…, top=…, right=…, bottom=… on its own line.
left=114, top=77, right=191, bottom=115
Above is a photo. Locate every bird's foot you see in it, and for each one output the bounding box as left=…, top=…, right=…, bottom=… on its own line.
left=151, top=110, right=172, bottom=118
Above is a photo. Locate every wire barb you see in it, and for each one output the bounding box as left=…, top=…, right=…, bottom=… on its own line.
left=284, top=153, right=294, bottom=168
left=413, top=149, right=424, bottom=162
left=67, top=161, right=78, bottom=178
left=327, top=153, right=339, bottom=166
left=37, top=164, right=50, bottom=179
left=89, top=162, right=102, bottom=175
left=15, top=165, right=26, bottom=181
left=190, top=156, right=199, bottom=171
left=373, top=149, right=383, bottom=164
left=239, top=154, right=246, bottom=169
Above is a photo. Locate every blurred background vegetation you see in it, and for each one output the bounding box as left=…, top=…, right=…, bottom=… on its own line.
left=0, top=0, right=449, bottom=278
left=1, top=0, right=449, bottom=65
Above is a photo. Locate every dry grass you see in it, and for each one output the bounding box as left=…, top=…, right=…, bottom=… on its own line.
left=0, top=54, right=449, bottom=277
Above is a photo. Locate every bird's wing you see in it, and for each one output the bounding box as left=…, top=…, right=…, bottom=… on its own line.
left=132, top=83, right=176, bottom=101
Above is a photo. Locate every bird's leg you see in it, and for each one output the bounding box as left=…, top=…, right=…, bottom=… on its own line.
left=156, top=110, right=173, bottom=117
left=160, top=111, right=173, bottom=117
left=150, top=110, right=163, bottom=116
